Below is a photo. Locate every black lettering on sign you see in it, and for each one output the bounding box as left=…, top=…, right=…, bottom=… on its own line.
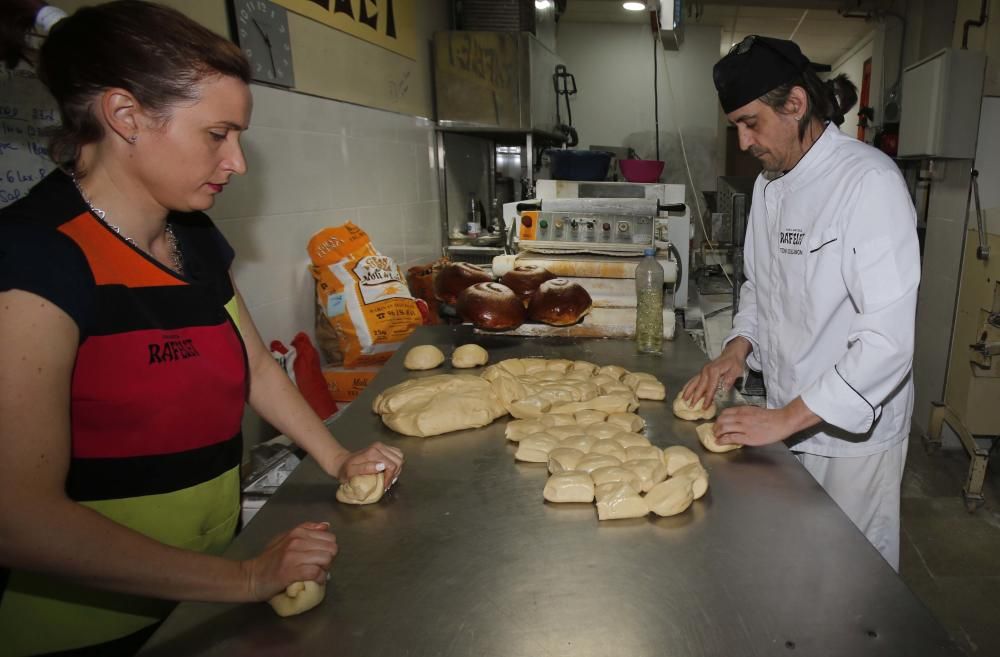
left=385, top=0, right=396, bottom=37
left=307, top=0, right=330, bottom=8
left=359, top=0, right=377, bottom=29
left=333, top=0, right=354, bottom=18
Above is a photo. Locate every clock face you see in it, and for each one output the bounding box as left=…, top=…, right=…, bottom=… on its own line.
left=231, top=0, right=295, bottom=88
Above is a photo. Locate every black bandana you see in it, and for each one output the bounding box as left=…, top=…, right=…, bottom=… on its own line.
left=713, top=35, right=811, bottom=114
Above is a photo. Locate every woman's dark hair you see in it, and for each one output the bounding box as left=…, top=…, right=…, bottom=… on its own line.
left=1, top=1, right=251, bottom=166
left=760, top=70, right=859, bottom=139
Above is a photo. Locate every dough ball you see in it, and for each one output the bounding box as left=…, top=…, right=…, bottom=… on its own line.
left=336, top=472, right=385, bottom=505
left=544, top=425, right=587, bottom=440
left=573, top=382, right=600, bottom=401
left=548, top=447, right=585, bottom=474
left=452, top=344, right=489, bottom=368
left=588, top=438, right=627, bottom=462
left=585, top=422, right=624, bottom=440
left=622, top=371, right=660, bottom=390
left=595, top=482, right=648, bottom=520
left=576, top=453, right=622, bottom=473
left=403, top=345, right=446, bottom=370
left=508, top=397, right=553, bottom=419
left=586, top=394, right=640, bottom=414
left=625, top=445, right=663, bottom=462
left=662, top=445, right=701, bottom=475
left=544, top=358, right=574, bottom=373
left=543, top=471, right=595, bottom=503
left=534, top=370, right=565, bottom=382
left=697, top=422, right=742, bottom=453
left=622, top=458, right=669, bottom=493
left=519, top=358, right=549, bottom=375
left=596, top=364, right=628, bottom=380
left=571, top=360, right=598, bottom=374
left=612, top=431, right=651, bottom=449
left=539, top=413, right=577, bottom=427
left=573, top=409, right=608, bottom=426
left=590, top=465, right=642, bottom=493
left=634, top=380, right=666, bottom=401
left=598, top=382, right=634, bottom=397
left=268, top=580, right=326, bottom=617
left=547, top=400, right=587, bottom=415
left=590, top=374, right=620, bottom=389
left=537, top=386, right=577, bottom=404
left=493, top=358, right=526, bottom=376
left=505, top=419, right=546, bottom=442
left=515, top=433, right=560, bottom=462
left=646, top=477, right=694, bottom=517
left=673, top=462, right=709, bottom=500
left=605, top=412, right=645, bottom=432
left=559, top=434, right=598, bottom=453
left=672, top=391, right=718, bottom=421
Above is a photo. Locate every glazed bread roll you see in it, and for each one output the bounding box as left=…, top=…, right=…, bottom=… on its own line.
left=527, top=278, right=593, bottom=326
left=433, top=262, right=493, bottom=305
left=500, top=264, right=557, bottom=303
left=456, top=282, right=526, bottom=331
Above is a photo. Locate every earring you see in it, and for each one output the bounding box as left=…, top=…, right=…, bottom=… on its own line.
left=127, top=135, right=138, bottom=144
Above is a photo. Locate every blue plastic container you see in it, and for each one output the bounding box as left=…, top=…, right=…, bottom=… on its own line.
left=545, top=149, right=613, bottom=181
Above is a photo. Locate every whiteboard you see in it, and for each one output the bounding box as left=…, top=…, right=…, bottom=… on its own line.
left=0, top=62, right=60, bottom=208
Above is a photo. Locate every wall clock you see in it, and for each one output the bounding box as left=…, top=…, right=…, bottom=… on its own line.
left=229, top=0, right=296, bottom=88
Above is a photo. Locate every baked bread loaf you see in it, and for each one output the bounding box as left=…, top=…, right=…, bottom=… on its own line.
left=527, top=278, right=593, bottom=326
left=500, top=264, right=556, bottom=304
left=433, top=262, right=493, bottom=305
left=456, top=282, right=526, bottom=331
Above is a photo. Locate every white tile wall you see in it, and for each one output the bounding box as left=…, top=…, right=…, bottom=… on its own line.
left=211, top=84, right=441, bottom=350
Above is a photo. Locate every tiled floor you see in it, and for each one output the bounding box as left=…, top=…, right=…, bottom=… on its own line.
left=689, top=290, right=1000, bottom=657
left=901, top=438, right=1000, bottom=656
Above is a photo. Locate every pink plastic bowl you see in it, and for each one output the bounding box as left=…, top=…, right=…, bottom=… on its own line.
left=619, top=159, right=665, bottom=183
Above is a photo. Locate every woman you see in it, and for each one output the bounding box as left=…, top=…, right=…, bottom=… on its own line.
left=0, top=2, right=404, bottom=655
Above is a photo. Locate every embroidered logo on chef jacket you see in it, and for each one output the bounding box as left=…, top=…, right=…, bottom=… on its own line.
left=778, top=228, right=805, bottom=255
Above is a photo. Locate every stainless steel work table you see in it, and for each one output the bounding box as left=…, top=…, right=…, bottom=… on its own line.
left=140, top=325, right=960, bottom=657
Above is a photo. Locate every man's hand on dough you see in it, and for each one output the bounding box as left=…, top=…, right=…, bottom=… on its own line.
left=334, top=442, right=405, bottom=489
left=681, top=338, right=751, bottom=409
left=242, top=522, right=338, bottom=601
left=713, top=398, right=821, bottom=447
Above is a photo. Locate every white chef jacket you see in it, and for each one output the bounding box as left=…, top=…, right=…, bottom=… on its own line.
left=724, top=123, right=920, bottom=457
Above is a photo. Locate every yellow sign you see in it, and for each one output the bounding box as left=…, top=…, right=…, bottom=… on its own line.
left=274, top=0, right=416, bottom=59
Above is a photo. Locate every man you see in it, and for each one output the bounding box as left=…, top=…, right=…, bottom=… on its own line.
left=683, top=35, right=920, bottom=572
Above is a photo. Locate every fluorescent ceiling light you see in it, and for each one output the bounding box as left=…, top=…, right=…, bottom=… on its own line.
left=535, top=0, right=552, bottom=9
left=622, top=1, right=646, bottom=10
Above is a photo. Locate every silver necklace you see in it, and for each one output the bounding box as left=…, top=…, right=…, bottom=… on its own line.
left=70, top=171, right=185, bottom=275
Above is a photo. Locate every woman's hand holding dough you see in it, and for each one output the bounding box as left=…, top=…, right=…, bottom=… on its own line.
left=244, top=522, right=338, bottom=608
left=336, top=473, right=385, bottom=505
left=329, top=441, right=405, bottom=489
left=269, top=580, right=326, bottom=617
